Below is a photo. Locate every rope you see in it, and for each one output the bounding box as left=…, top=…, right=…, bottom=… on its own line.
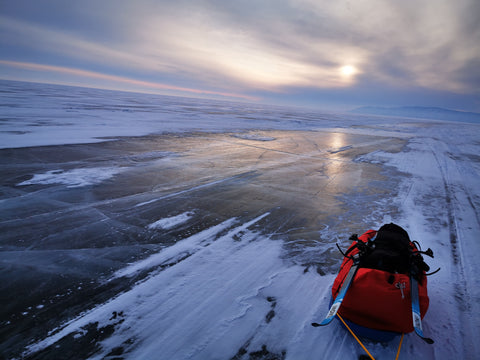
left=337, top=314, right=376, bottom=360
left=337, top=313, right=406, bottom=360
left=395, top=333, right=405, bottom=360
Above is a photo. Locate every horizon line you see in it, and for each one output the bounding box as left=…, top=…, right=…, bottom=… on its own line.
left=0, top=60, right=260, bottom=102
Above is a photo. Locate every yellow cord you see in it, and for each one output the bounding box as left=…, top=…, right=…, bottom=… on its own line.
left=395, top=333, right=405, bottom=360
left=337, top=313, right=376, bottom=360
left=336, top=314, right=406, bottom=360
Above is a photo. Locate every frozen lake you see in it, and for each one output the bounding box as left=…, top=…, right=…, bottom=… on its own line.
left=0, top=80, right=479, bottom=359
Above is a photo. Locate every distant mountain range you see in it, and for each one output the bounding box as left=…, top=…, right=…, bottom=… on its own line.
left=350, top=106, right=480, bottom=123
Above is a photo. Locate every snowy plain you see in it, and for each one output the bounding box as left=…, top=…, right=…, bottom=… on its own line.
left=0, top=80, right=479, bottom=360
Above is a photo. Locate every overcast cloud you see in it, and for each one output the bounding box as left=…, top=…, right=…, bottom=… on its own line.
left=0, top=0, right=479, bottom=110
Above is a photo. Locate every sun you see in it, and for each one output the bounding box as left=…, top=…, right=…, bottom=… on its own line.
left=340, top=65, right=357, bottom=77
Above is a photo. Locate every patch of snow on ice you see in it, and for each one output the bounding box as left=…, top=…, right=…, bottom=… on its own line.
left=232, top=134, right=276, bottom=141
left=114, top=217, right=237, bottom=279
left=328, top=145, right=353, bottom=154
left=17, top=167, right=124, bottom=188
left=130, top=151, right=178, bottom=161
left=147, top=212, right=194, bottom=230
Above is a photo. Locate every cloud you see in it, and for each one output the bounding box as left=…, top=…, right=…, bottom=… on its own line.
left=292, top=0, right=480, bottom=92
left=127, top=0, right=480, bottom=93
left=0, top=60, right=258, bottom=101
left=0, top=4, right=368, bottom=92
left=1, top=0, right=479, bottom=98
left=133, top=12, right=367, bottom=90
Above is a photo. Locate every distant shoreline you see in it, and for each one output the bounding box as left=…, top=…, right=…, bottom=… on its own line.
left=351, top=106, right=480, bottom=124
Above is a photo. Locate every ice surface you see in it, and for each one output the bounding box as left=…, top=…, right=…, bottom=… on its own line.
left=0, top=80, right=348, bottom=149
left=1, top=80, right=479, bottom=360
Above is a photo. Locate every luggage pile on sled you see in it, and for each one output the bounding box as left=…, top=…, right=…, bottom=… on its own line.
left=313, top=223, right=438, bottom=350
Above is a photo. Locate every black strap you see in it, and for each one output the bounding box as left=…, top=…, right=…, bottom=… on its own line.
left=337, top=234, right=374, bottom=260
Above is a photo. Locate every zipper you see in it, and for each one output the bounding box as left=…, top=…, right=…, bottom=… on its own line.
left=395, top=281, right=406, bottom=299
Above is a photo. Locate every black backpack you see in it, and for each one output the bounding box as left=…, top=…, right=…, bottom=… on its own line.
left=359, top=223, right=431, bottom=277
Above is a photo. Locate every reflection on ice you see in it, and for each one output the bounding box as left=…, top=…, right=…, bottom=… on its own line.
left=328, top=132, right=347, bottom=151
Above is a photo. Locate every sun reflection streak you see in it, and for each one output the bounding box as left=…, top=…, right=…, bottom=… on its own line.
left=329, top=132, right=347, bottom=150
left=324, top=132, right=348, bottom=182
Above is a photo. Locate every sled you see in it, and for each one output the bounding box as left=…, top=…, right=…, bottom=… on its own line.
left=331, top=224, right=433, bottom=342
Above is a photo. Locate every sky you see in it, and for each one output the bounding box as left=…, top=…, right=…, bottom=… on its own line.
left=1, top=0, right=479, bottom=111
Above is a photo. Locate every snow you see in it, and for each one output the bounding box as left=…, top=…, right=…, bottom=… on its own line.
left=146, top=211, right=195, bottom=230
left=231, top=134, right=276, bottom=141
left=1, top=80, right=480, bottom=360
left=114, top=216, right=235, bottom=279
left=16, top=167, right=124, bottom=188
left=356, top=129, right=480, bottom=358
left=0, top=80, right=340, bottom=149
left=24, top=213, right=338, bottom=360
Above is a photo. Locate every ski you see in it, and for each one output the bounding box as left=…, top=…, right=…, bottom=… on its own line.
left=410, top=276, right=434, bottom=344
left=312, top=261, right=359, bottom=327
